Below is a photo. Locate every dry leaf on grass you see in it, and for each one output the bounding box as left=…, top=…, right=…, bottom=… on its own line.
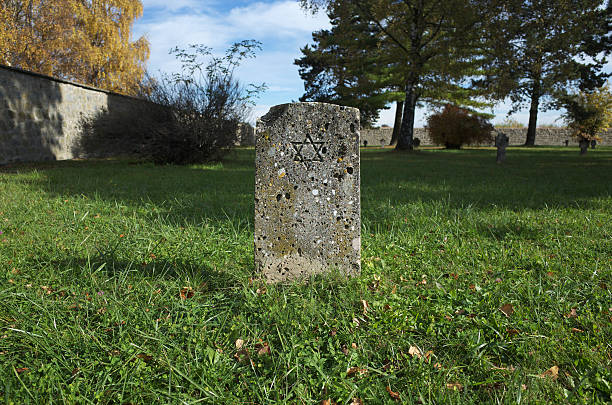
left=256, top=342, right=271, bottom=356
left=350, top=398, right=364, bottom=405
left=320, top=399, right=336, bottom=405
left=135, top=353, right=153, bottom=363
left=571, top=327, right=584, bottom=333
left=408, top=345, right=423, bottom=359
left=361, top=300, right=369, bottom=315
left=565, top=308, right=578, bottom=318
left=446, top=382, right=463, bottom=391
left=499, top=303, right=514, bottom=317
left=538, top=365, right=559, bottom=380
left=386, top=386, right=401, bottom=400
left=179, top=287, right=194, bottom=300
left=235, top=339, right=245, bottom=350
left=346, top=367, right=368, bottom=377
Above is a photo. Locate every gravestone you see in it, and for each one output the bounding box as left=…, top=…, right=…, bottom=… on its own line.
left=255, top=102, right=361, bottom=282
left=495, top=132, right=509, bottom=163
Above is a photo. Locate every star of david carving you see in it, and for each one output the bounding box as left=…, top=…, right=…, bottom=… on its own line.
left=291, top=133, right=326, bottom=162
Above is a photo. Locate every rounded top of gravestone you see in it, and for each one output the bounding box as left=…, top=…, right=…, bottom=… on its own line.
left=258, top=102, right=360, bottom=125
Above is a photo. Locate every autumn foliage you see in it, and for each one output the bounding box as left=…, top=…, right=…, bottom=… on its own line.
left=426, top=104, right=494, bottom=149
left=0, top=0, right=149, bottom=95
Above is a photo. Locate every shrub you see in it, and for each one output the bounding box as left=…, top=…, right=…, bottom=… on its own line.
left=426, top=105, right=494, bottom=149
left=76, top=41, right=265, bottom=165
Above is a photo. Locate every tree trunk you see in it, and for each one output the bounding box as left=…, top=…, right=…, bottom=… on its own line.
left=396, top=84, right=417, bottom=151
left=579, top=139, right=589, bottom=155
left=390, top=100, right=403, bottom=145
left=525, top=83, right=540, bottom=146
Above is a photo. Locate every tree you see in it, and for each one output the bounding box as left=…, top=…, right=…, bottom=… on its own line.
left=560, top=82, right=612, bottom=154
left=0, top=0, right=149, bottom=95
left=77, top=41, right=266, bottom=164
left=478, top=0, right=611, bottom=146
left=426, top=104, right=494, bottom=149
left=300, top=0, right=491, bottom=150
left=295, top=2, right=402, bottom=128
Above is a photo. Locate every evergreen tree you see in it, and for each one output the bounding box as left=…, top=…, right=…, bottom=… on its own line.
left=299, top=0, right=491, bottom=150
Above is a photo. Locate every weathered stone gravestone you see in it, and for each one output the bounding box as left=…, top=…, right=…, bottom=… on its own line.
left=255, top=103, right=361, bottom=282
left=495, top=132, right=509, bottom=163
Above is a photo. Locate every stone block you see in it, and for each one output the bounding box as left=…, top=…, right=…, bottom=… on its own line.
left=255, top=102, right=361, bottom=282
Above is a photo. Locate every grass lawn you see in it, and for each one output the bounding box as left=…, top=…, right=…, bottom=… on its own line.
left=0, top=147, right=611, bottom=404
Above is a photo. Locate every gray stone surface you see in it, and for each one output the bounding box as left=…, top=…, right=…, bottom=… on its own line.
left=495, top=132, right=509, bottom=163
left=359, top=126, right=612, bottom=147
left=255, top=102, right=361, bottom=282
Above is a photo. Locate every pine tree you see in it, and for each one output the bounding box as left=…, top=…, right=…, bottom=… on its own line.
left=299, top=0, right=492, bottom=150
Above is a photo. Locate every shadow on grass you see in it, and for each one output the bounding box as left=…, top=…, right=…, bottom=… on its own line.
left=3, top=147, right=612, bottom=231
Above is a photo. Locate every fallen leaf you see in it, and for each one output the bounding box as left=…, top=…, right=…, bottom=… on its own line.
left=179, top=287, right=194, bottom=300
left=235, top=339, right=245, bottom=350
left=521, top=384, right=527, bottom=391
left=506, top=328, right=520, bottom=336
left=41, top=285, right=54, bottom=294
left=15, top=367, right=28, bottom=374
left=351, top=342, right=358, bottom=349
left=351, top=399, right=364, bottom=405
left=341, top=345, right=349, bottom=355
left=119, top=234, right=124, bottom=238
left=546, top=271, right=555, bottom=278
left=433, top=362, right=443, bottom=369
left=329, top=329, right=337, bottom=336
left=538, top=365, right=559, bottom=380
left=416, top=279, right=427, bottom=286
left=320, top=400, right=336, bottom=405
left=446, top=382, right=463, bottom=391
left=257, top=342, right=271, bottom=356
left=408, top=346, right=423, bottom=360
left=109, top=350, right=120, bottom=356
left=565, top=308, right=578, bottom=318
left=256, top=287, right=266, bottom=295
left=136, top=353, right=153, bottom=363
left=499, top=303, right=514, bottom=317
left=361, top=300, right=369, bottom=315
left=346, top=367, right=368, bottom=377
left=234, top=348, right=252, bottom=366
left=386, top=386, right=400, bottom=401
left=571, top=327, right=584, bottom=333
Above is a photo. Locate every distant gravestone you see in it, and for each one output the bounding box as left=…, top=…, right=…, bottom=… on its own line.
left=591, top=139, right=597, bottom=149
left=495, top=132, right=509, bottom=163
left=255, top=102, right=361, bottom=282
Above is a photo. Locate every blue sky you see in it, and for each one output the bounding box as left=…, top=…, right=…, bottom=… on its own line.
left=133, top=0, right=609, bottom=127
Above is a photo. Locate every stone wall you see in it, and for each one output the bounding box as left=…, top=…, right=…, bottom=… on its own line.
left=0, top=65, right=255, bottom=165
left=0, top=65, right=146, bottom=164
left=360, top=127, right=612, bottom=147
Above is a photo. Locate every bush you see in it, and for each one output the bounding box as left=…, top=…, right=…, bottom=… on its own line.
left=76, top=41, right=265, bottom=165
left=426, top=105, right=494, bottom=149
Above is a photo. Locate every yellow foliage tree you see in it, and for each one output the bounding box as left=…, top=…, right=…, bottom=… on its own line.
left=0, top=0, right=149, bottom=95
left=561, top=82, right=612, bottom=154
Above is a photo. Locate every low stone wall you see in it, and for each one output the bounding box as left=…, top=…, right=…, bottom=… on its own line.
left=0, top=65, right=144, bottom=164
left=360, top=127, right=612, bottom=147
left=0, top=65, right=255, bottom=165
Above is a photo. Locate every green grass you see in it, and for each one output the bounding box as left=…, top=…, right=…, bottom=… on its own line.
left=0, top=147, right=610, bottom=404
